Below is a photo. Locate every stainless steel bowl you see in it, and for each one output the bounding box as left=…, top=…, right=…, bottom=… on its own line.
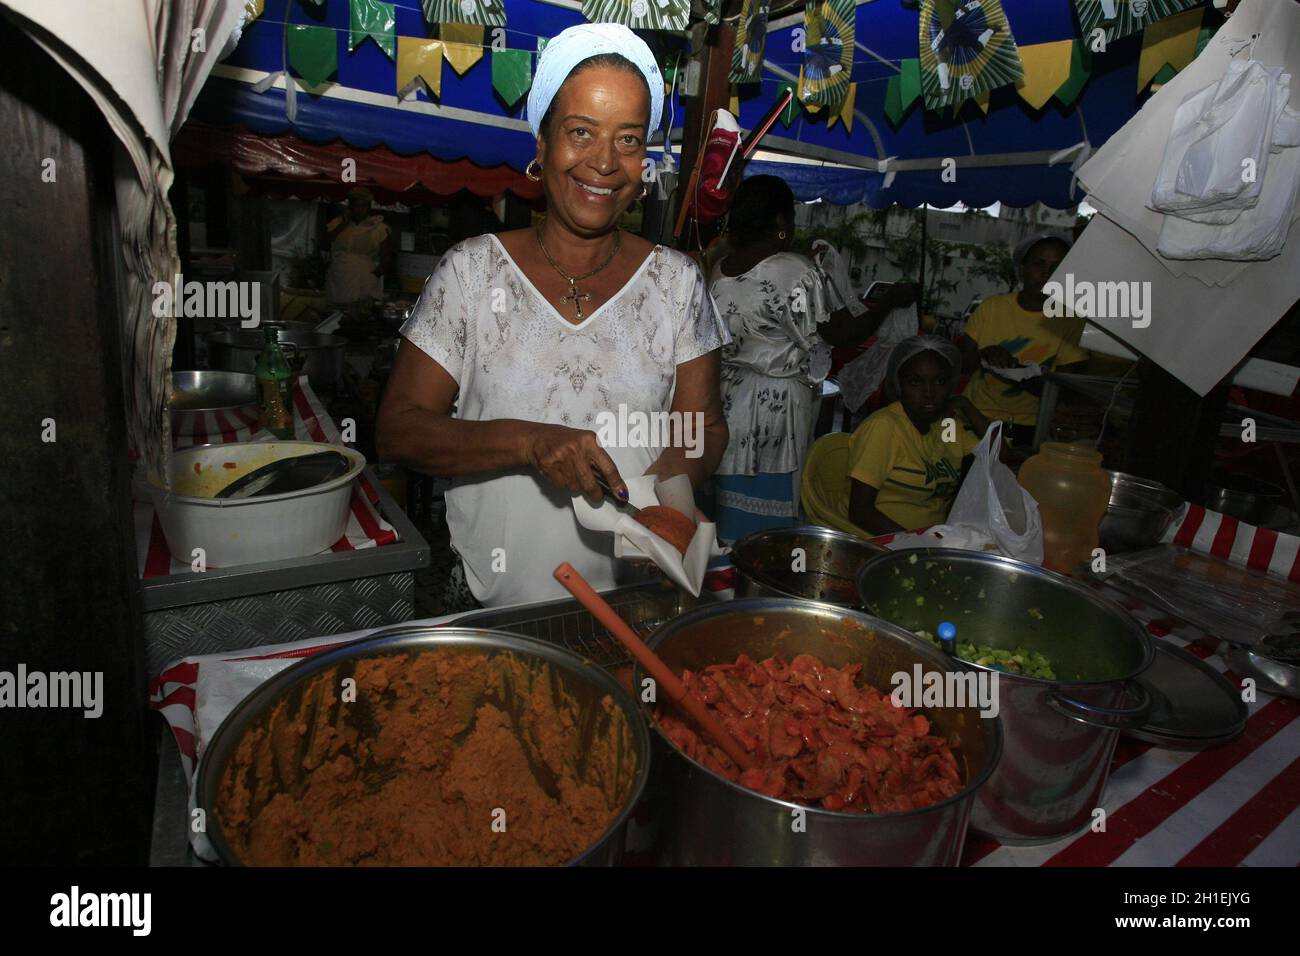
left=732, top=526, right=886, bottom=607
left=170, top=371, right=259, bottom=438
left=169, top=370, right=257, bottom=412
left=198, top=627, right=651, bottom=866
left=1105, top=470, right=1182, bottom=510
left=1204, top=473, right=1287, bottom=524
left=857, top=548, right=1154, bottom=844
left=636, top=598, right=1003, bottom=866
left=1100, top=471, right=1180, bottom=554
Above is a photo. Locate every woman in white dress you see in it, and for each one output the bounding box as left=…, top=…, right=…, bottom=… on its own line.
left=377, top=24, right=729, bottom=609
left=708, top=176, right=889, bottom=543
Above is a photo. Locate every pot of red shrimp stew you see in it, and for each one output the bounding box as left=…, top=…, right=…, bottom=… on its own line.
left=635, top=598, right=1003, bottom=866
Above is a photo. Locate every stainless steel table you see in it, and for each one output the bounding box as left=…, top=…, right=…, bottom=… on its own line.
left=140, top=467, right=429, bottom=677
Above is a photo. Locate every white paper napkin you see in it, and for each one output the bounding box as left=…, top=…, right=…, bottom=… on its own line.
left=982, top=359, right=1043, bottom=382
left=571, top=474, right=725, bottom=596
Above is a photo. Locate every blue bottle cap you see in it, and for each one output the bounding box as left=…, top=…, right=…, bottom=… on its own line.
left=937, top=621, right=957, bottom=641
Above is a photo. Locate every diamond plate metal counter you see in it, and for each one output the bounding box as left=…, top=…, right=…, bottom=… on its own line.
left=139, top=467, right=428, bottom=677
left=144, top=571, right=415, bottom=676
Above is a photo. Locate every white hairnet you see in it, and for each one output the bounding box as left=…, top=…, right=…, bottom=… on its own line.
left=885, top=335, right=963, bottom=399
left=1013, top=230, right=1073, bottom=282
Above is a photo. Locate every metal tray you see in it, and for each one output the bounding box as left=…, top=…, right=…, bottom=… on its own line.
left=455, top=580, right=715, bottom=669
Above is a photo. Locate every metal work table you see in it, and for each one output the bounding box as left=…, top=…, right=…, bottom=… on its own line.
left=140, top=467, right=429, bottom=678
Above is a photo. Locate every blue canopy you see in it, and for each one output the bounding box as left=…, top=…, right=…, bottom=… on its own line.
left=748, top=1, right=1154, bottom=208
left=194, top=0, right=1192, bottom=208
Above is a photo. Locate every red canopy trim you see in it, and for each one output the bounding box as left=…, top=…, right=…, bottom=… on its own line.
left=173, top=122, right=543, bottom=205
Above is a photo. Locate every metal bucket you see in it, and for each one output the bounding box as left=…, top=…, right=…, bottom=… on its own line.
left=636, top=598, right=1003, bottom=866
left=207, top=328, right=345, bottom=390
left=197, top=627, right=650, bottom=866
left=856, top=548, right=1153, bottom=845
left=732, top=526, right=887, bottom=607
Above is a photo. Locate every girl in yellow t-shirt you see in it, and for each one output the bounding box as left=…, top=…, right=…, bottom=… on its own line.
left=957, top=232, right=1088, bottom=447
left=848, top=335, right=991, bottom=535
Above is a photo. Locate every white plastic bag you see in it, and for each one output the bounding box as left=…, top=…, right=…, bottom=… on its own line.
left=946, top=421, right=1044, bottom=564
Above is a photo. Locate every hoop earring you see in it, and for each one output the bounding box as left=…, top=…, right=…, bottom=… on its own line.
left=778, top=231, right=788, bottom=240
left=637, top=184, right=649, bottom=200
left=525, top=158, right=542, bottom=182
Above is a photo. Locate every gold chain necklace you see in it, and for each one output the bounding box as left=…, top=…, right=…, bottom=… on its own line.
left=535, top=220, right=622, bottom=321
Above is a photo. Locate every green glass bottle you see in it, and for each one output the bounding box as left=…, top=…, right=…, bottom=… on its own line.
left=255, top=327, right=294, bottom=439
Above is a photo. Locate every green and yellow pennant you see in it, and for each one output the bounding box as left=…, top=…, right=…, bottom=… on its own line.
left=288, top=24, right=337, bottom=87
left=885, top=58, right=922, bottom=126
left=1136, top=5, right=1203, bottom=92
left=492, top=48, right=532, bottom=107
left=1014, top=40, right=1073, bottom=110
left=1053, top=39, right=1093, bottom=107
left=397, top=36, right=443, bottom=97
left=441, top=23, right=485, bottom=75
left=350, top=0, right=396, bottom=60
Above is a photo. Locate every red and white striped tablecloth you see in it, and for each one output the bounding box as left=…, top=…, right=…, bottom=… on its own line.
left=150, top=557, right=1299, bottom=866
left=1162, top=503, right=1300, bottom=582
left=136, top=381, right=396, bottom=578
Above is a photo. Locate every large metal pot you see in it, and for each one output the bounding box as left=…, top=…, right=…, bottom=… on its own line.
left=732, top=526, right=886, bottom=607
left=636, top=598, right=1003, bottom=866
left=215, top=318, right=318, bottom=336
left=857, top=548, right=1154, bottom=845
left=197, top=627, right=650, bottom=866
left=207, top=328, right=345, bottom=390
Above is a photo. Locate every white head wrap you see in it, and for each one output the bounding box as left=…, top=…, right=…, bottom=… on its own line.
left=526, top=23, right=663, bottom=140
left=885, top=334, right=963, bottom=400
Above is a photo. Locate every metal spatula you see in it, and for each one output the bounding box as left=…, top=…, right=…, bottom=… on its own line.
left=215, top=451, right=352, bottom=499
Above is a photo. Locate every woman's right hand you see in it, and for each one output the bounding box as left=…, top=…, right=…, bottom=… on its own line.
left=523, top=423, right=628, bottom=501
left=979, top=345, right=1017, bottom=369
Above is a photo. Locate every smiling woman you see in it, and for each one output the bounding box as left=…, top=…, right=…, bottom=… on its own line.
left=376, top=23, right=730, bottom=610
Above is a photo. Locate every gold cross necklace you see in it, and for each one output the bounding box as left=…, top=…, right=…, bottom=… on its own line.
left=535, top=219, right=622, bottom=321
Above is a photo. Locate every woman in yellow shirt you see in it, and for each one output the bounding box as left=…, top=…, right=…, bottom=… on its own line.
left=849, top=336, right=990, bottom=534
left=957, top=232, right=1088, bottom=448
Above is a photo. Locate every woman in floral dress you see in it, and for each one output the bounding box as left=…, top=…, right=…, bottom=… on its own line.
left=708, top=176, right=887, bottom=543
